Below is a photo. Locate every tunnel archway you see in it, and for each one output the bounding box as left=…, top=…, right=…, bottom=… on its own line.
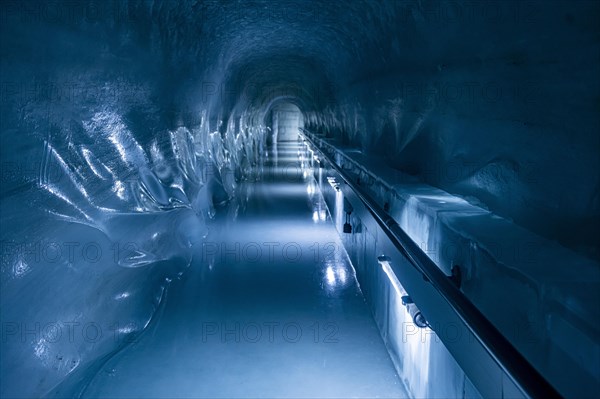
left=267, top=101, right=304, bottom=144
left=1, top=1, right=599, bottom=398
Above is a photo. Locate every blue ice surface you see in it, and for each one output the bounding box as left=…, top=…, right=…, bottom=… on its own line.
left=81, top=141, right=408, bottom=398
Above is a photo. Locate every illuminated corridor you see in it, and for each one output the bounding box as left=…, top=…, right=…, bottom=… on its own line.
left=81, top=140, right=407, bottom=398
left=1, top=1, right=599, bottom=398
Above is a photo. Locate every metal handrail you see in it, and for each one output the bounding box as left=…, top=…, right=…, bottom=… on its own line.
left=299, top=129, right=562, bottom=399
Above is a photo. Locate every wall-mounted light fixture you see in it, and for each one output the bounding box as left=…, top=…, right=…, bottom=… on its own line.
left=400, top=294, right=429, bottom=328
left=327, top=176, right=340, bottom=191
left=377, top=255, right=429, bottom=329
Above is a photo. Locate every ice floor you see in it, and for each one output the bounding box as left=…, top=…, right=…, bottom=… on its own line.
left=82, top=141, right=408, bottom=398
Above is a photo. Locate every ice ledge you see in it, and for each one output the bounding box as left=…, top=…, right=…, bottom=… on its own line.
left=305, top=130, right=600, bottom=397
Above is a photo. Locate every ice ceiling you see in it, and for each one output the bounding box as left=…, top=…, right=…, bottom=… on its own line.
left=1, top=0, right=599, bottom=397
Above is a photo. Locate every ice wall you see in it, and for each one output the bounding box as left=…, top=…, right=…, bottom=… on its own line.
left=302, top=2, right=600, bottom=259
left=0, top=3, right=267, bottom=395
left=1, top=0, right=599, bottom=396
left=305, top=131, right=599, bottom=398
left=3, top=1, right=596, bottom=255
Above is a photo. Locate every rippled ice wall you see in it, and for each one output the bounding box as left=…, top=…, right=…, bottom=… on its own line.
left=0, top=3, right=272, bottom=395
left=2, top=0, right=599, bottom=396
left=1, top=105, right=267, bottom=397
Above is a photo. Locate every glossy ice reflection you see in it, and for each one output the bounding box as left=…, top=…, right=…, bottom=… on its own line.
left=82, top=137, right=408, bottom=398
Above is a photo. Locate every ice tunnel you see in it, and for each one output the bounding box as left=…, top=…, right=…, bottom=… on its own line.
left=1, top=1, right=599, bottom=398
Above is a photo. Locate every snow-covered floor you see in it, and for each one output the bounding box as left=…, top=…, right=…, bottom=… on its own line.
left=82, top=141, right=407, bottom=398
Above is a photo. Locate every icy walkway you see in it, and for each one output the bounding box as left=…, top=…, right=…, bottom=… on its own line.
left=83, top=141, right=407, bottom=398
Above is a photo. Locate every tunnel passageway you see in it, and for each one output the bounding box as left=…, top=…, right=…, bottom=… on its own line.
left=82, top=140, right=407, bottom=398
left=1, top=1, right=599, bottom=397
